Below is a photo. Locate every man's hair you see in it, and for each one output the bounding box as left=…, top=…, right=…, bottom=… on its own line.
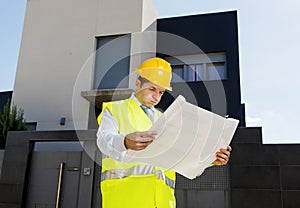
left=137, top=76, right=150, bottom=86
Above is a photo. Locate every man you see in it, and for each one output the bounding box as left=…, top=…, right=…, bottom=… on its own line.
left=97, top=57, right=232, bottom=208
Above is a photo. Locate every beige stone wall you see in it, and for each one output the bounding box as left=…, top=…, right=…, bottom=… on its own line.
left=13, top=0, right=157, bottom=130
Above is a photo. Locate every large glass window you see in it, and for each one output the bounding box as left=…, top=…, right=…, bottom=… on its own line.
left=166, top=53, right=227, bottom=82
left=93, top=35, right=131, bottom=89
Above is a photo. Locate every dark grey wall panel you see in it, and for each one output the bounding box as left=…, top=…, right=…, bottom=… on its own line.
left=282, top=191, right=300, bottom=208
left=0, top=183, right=23, bottom=205
left=281, top=166, right=300, bottom=190
left=278, top=145, right=300, bottom=165
left=175, top=190, right=229, bottom=208
left=231, top=127, right=262, bottom=143
left=231, top=190, right=282, bottom=208
left=230, top=143, right=278, bottom=165
left=230, top=166, right=280, bottom=189
left=230, top=127, right=300, bottom=208
left=174, top=189, right=187, bottom=208
left=186, top=190, right=228, bottom=208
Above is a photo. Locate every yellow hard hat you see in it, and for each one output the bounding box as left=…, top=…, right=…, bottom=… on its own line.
left=135, top=57, right=172, bottom=91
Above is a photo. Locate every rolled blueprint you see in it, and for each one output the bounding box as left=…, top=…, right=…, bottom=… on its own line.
left=124, top=95, right=239, bottom=179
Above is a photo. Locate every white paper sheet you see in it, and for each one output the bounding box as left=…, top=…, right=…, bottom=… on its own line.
left=124, top=95, right=239, bottom=179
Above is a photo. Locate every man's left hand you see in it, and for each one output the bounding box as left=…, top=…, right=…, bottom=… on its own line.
left=213, top=146, right=232, bottom=166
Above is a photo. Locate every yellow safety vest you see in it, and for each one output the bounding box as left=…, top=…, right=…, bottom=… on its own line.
left=97, top=98, right=176, bottom=208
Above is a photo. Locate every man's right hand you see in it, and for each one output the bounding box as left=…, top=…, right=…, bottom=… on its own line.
left=124, top=131, right=157, bottom=150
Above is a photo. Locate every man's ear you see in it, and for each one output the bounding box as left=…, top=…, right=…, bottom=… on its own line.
left=136, top=79, right=141, bottom=89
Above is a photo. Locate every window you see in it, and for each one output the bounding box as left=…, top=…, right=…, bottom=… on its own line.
left=165, top=53, right=227, bottom=82
left=34, top=142, right=83, bottom=152
left=26, top=122, right=37, bottom=131
left=93, top=34, right=131, bottom=89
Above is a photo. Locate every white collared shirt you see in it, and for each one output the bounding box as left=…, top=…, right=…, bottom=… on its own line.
left=96, top=93, right=152, bottom=161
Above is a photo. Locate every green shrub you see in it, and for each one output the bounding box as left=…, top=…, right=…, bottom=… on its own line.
left=0, top=99, right=27, bottom=149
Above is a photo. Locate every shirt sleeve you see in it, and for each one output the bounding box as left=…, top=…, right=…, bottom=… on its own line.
left=96, top=108, right=128, bottom=161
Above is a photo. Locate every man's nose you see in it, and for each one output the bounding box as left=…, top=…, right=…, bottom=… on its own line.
left=152, top=91, right=159, bottom=100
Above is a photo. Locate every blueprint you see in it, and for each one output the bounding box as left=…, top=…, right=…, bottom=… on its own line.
left=124, top=95, right=239, bottom=179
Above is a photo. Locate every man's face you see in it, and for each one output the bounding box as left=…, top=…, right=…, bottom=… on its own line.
left=135, top=79, right=165, bottom=107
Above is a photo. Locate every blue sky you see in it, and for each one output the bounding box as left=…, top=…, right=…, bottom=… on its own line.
left=0, top=1, right=26, bottom=92
left=1, top=0, right=300, bottom=143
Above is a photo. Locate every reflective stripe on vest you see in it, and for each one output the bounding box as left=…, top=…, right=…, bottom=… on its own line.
left=101, top=165, right=155, bottom=181
left=157, top=170, right=176, bottom=189
left=101, top=166, right=175, bottom=189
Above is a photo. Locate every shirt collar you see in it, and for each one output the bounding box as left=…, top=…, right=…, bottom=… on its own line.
left=130, top=93, right=155, bottom=112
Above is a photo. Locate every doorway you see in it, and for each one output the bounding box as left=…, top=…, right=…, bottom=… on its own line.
left=25, top=142, right=83, bottom=208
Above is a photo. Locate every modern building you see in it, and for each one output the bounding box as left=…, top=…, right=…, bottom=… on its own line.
left=1, top=1, right=300, bottom=208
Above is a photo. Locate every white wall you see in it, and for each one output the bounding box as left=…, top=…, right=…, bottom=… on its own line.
left=13, top=0, right=157, bottom=130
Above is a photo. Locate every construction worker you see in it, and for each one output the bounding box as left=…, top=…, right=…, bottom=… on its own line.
left=96, top=57, right=232, bottom=208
